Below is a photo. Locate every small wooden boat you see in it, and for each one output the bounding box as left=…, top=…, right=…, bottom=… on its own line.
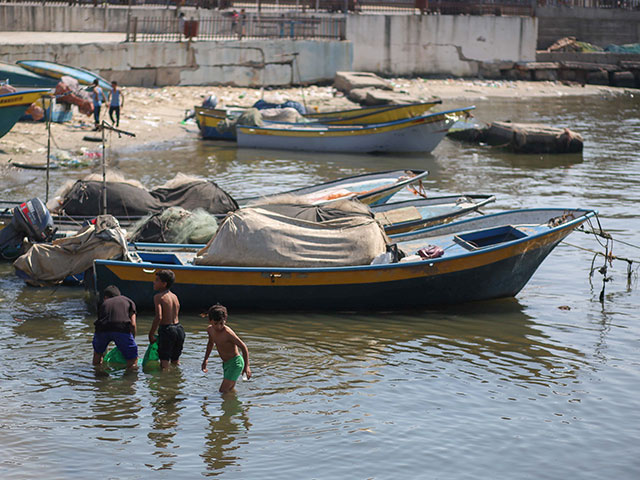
left=236, top=107, right=474, bottom=153
left=16, top=60, right=112, bottom=92
left=0, top=62, right=59, bottom=88
left=0, top=169, right=430, bottom=228
left=0, top=88, right=51, bottom=139
left=91, top=208, right=596, bottom=311
left=195, top=101, right=443, bottom=140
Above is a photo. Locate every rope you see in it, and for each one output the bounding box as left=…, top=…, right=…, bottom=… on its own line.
left=407, top=179, right=428, bottom=199
left=565, top=213, right=638, bottom=302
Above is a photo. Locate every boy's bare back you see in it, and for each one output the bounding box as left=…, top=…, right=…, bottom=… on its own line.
left=154, top=290, right=180, bottom=325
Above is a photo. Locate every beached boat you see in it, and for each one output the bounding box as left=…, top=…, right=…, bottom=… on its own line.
left=91, top=208, right=595, bottom=311
left=235, top=107, right=474, bottom=153
left=195, top=101, right=443, bottom=140
left=16, top=60, right=112, bottom=92
left=0, top=62, right=59, bottom=88
left=0, top=88, right=51, bottom=139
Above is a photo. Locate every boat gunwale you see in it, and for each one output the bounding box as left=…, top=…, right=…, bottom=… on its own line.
left=101, top=208, right=596, bottom=274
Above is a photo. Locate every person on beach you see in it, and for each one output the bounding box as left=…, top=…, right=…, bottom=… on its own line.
left=92, top=285, right=138, bottom=370
left=149, top=269, right=185, bottom=370
left=107, top=80, right=124, bottom=127
left=90, top=79, right=107, bottom=130
left=201, top=304, right=251, bottom=393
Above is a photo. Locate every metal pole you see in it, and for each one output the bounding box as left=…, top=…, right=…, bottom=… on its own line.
left=101, top=123, right=107, bottom=216
left=45, top=97, right=51, bottom=203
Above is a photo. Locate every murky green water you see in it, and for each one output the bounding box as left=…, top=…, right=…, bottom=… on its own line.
left=1, top=92, right=639, bottom=479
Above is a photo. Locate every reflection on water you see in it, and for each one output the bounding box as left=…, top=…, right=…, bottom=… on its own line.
left=146, top=369, right=185, bottom=469
left=201, top=392, right=251, bottom=475
left=1, top=93, right=639, bottom=479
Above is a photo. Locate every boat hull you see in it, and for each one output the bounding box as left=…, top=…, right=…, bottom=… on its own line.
left=236, top=108, right=472, bottom=153
left=93, top=210, right=591, bottom=312
left=0, top=89, right=51, bottom=138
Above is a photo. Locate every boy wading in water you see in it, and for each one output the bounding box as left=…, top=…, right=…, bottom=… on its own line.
left=92, top=285, right=138, bottom=370
left=149, top=269, right=185, bottom=370
left=202, top=304, right=251, bottom=393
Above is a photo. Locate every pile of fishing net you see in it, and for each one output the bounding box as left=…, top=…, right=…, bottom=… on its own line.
left=127, top=206, right=219, bottom=244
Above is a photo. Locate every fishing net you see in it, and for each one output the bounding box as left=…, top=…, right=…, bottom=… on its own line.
left=128, top=206, right=219, bottom=244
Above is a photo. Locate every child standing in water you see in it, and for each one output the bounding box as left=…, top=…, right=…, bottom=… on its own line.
left=201, top=304, right=251, bottom=393
left=149, top=269, right=185, bottom=370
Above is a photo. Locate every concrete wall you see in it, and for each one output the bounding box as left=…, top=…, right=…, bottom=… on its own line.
left=0, top=5, right=202, bottom=32
left=0, top=38, right=352, bottom=87
left=347, top=14, right=537, bottom=77
left=537, top=6, right=640, bottom=50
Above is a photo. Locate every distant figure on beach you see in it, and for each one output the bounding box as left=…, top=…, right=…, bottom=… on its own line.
left=202, top=304, right=251, bottom=393
left=108, top=81, right=124, bottom=127
left=230, top=10, right=239, bottom=37
left=92, top=285, right=138, bottom=370
left=239, top=9, right=246, bottom=39
left=90, top=79, right=107, bottom=130
left=149, top=269, right=185, bottom=370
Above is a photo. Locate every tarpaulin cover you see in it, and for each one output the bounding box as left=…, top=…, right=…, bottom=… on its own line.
left=194, top=200, right=388, bottom=267
left=58, top=179, right=238, bottom=218
left=13, top=215, right=129, bottom=286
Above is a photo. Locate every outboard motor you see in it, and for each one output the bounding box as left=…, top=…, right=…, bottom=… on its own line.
left=0, top=198, right=55, bottom=260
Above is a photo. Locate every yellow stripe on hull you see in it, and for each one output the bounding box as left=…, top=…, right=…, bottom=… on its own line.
left=104, top=226, right=570, bottom=288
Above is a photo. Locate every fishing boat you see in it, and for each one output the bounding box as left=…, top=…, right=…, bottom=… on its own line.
left=0, top=62, right=59, bottom=88
left=195, top=101, right=443, bottom=140
left=0, top=88, right=51, bottom=139
left=0, top=169, right=430, bottom=229
left=16, top=60, right=112, bottom=92
left=91, top=208, right=596, bottom=311
left=236, top=107, right=474, bottom=153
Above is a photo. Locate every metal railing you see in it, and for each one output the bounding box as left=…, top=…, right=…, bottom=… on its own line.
left=5, top=0, right=640, bottom=12
left=127, top=14, right=346, bottom=41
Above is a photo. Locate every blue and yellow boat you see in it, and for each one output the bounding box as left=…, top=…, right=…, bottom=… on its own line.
left=91, top=208, right=595, bottom=311
left=0, top=88, right=51, bottom=139
left=195, top=101, right=443, bottom=140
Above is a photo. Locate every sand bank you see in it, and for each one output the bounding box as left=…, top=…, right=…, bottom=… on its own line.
left=0, top=79, right=629, bottom=169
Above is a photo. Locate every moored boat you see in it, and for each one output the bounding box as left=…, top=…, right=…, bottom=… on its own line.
left=0, top=88, right=51, bottom=139
left=91, top=208, right=596, bottom=311
left=236, top=107, right=474, bottom=153
left=195, top=101, right=444, bottom=140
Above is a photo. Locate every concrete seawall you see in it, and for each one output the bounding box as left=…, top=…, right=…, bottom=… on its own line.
left=0, top=6, right=537, bottom=86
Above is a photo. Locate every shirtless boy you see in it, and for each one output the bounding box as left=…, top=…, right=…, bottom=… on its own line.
left=201, top=304, right=251, bottom=393
left=149, top=269, right=185, bottom=370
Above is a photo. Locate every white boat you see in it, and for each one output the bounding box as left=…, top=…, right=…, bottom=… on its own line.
left=236, top=107, right=474, bottom=153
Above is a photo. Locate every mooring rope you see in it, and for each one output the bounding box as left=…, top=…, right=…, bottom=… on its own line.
left=561, top=213, right=639, bottom=302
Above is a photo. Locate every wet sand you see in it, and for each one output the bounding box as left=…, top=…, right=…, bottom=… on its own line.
left=0, top=79, right=628, bottom=169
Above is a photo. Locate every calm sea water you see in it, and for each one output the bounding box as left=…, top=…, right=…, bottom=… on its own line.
left=1, top=92, right=639, bottom=479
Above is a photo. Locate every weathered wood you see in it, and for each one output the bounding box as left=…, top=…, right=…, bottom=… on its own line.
left=449, top=121, right=583, bottom=154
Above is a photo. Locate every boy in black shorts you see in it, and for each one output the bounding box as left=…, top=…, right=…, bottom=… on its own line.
left=148, top=269, right=185, bottom=370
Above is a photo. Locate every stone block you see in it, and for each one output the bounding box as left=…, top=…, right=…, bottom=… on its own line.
left=611, top=71, right=636, bottom=88
left=334, top=71, right=392, bottom=93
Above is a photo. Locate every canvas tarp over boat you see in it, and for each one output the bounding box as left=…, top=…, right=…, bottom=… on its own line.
left=13, top=215, right=130, bottom=286
left=194, top=199, right=389, bottom=267
left=56, top=177, right=238, bottom=218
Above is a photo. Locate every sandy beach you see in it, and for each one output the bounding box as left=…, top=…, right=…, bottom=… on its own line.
left=0, top=78, right=629, bottom=169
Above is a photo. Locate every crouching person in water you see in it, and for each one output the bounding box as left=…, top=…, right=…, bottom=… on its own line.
left=149, top=269, right=185, bottom=370
left=202, top=304, right=251, bottom=393
left=93, top=285, right=138, bottom=369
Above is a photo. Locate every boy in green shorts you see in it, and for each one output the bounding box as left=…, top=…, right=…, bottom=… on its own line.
left=201, top=304, right=251, bottom=393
